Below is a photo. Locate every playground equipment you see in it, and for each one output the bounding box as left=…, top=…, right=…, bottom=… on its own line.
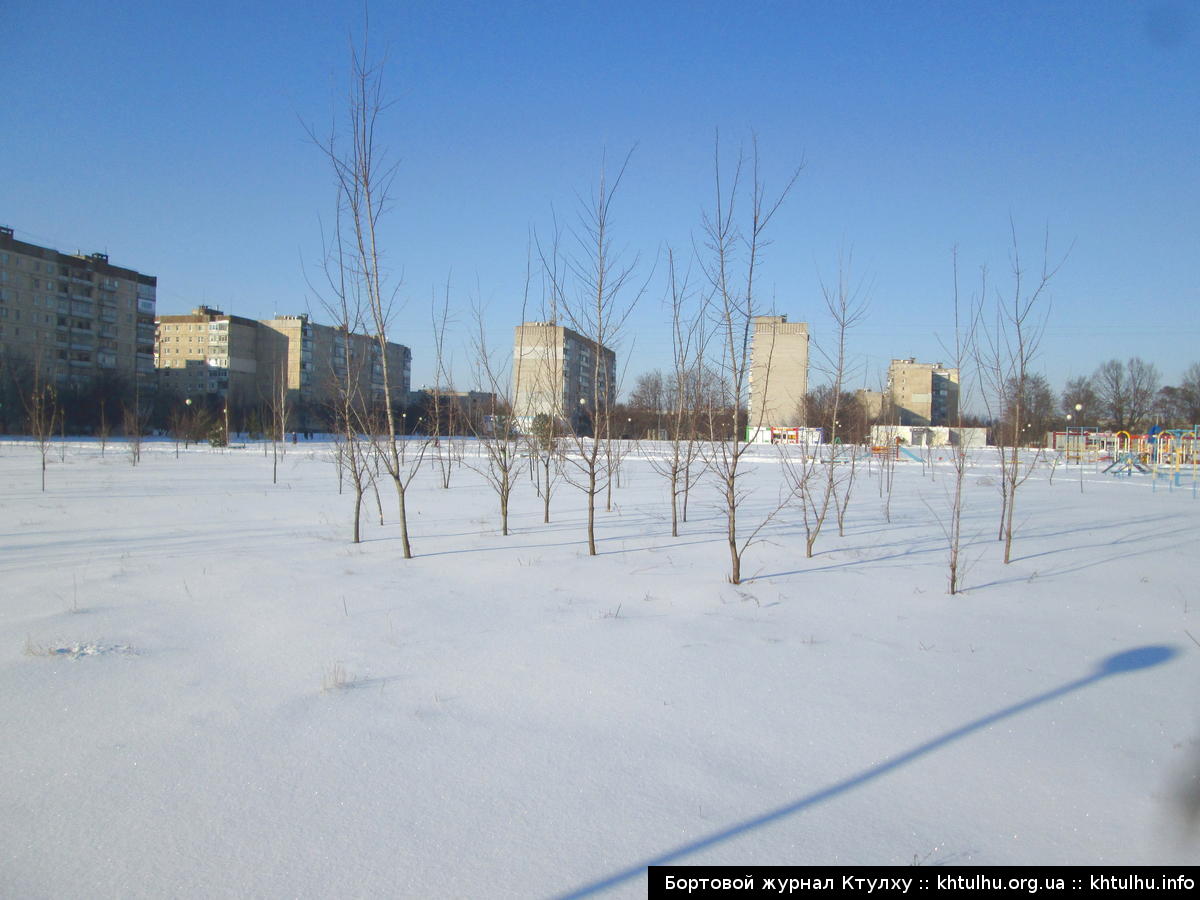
left=1102, top=452, right=1149, bottom=476
left=1045, top=424, right=1197, bottom=495
left=869, top=443, right=936, bottom=464
left=1150, top=430, right=1198, bottom=495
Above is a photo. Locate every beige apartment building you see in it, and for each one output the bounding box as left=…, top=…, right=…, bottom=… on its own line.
left=0, top=225, right=156, bottom=387
left=156, top=307, right=260, bottom=406
left=512, top=322, right=615, bottom=431
left=886, top=357, right=959, bottom=426
left=258, top=314, right=411, bottom=413
left=155, top=308, right=411, bottom=424
left=748, top=315, right=809, bottom=427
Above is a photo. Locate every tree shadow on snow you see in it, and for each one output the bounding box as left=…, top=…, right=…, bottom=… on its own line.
left=554, top=645, right=1179, bottom=898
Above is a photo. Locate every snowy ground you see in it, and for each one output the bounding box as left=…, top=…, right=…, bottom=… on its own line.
left=1, top=437, right=1197, bottom=897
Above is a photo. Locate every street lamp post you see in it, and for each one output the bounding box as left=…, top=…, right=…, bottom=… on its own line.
left=1074, top=402, right=1085, bottom=492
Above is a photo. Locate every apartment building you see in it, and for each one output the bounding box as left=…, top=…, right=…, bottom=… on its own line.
left=512, top=322, right=615, bottom=431
left=258, top=314, right=411, bottom=413
left=155, top=309, right=411, bottom=420
left=886, top=357, right=959, bottom=426
left=156, top=307, right=259, bottom=405
left=0, top=225, right=156, bottom=387
left=748, top=314, right=810, bottom=427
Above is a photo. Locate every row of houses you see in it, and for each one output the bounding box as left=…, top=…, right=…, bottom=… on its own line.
left=156, top=306, right=411, bottom=414
left=2, top=226, right=958, bottom=434
left=0, top=228, right=411, bottom=420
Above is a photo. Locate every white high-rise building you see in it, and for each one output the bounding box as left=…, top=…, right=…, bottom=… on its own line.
left=512, top=322, right=615, bottom=432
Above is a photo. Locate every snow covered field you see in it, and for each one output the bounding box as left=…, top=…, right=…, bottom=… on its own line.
left=1, top=438, right=1197, bottom=897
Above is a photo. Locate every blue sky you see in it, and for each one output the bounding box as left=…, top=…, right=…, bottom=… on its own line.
left=2, top=0, right=1197, bottom=401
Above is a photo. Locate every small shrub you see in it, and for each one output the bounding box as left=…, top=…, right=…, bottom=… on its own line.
left=322, top=662, right=350, bottom=692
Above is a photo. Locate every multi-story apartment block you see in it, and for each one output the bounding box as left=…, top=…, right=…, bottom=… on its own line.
left=411, top=388, right=498, bottom=430
left=258, top=314, right=411, bottom=413
left=156, top=307, right=259, bottom=405
left=512, top=322, right=615, bottom=431
left=155, top=308, right=412, bottom=421
left=0, top=225, right=156, bottom=387
left=748, top=314, right=809, bottom=427
left=886, top=357, right=959, bottom=426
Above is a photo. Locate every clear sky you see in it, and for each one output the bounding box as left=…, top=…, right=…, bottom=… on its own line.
left=2, top=0, right=1197, bottom=402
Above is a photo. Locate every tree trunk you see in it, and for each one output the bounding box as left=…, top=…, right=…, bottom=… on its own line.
left=397, top=479, right=412, bottom=559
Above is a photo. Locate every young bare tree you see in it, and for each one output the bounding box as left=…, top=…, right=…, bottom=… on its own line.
left=543, top=150, right=645, bottom=557
left=310, top=205, right=375, bottom=543
left=429, top=279, right=458, bottom=489
left=310, top=31, right=429, bottom=558
left=264, top=360, right=291, bottom=485
left=23, top=357, right=58, bottom=491
left=467, top=302, right=524, bottom=536
left=601, top=355, right=637, bottom=512
left=822, top=260, right=868, bottom=538
left=940, top=248, right=983, bottom=594
left=516, top=242, right=566, bottom=525
left=975, top=224, right=1065, bottom=564
left=781, top=254, right=866, bottom=557
left=122, top=374, right=147, bottom=466
left=700, top=137, right=801, bottom=583
left=645, top=248, right=709, bottom=536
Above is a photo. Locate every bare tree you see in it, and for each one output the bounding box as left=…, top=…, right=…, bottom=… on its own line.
left=467, top=302, right=524, bottom=536
left=941, top=248, right=983, bottom=594
left=310, top=30, right=428, bottom=558
left=975, top=224, right=1065, bottom=564
left=600, top=355, right=638, bottom=513
left=1001, top=372, right=1055, bottom=443
left=1092, top=357, right=1161, bottom=431
left=23, top=357, right=58, bottom=491
left=429, top=279, right=458, bottom=489
left=122, top=374, right=147, bottom=466
left=1060, top=375, right=1097, bottom=419
left=700, top=136, right=801, bottom=583
left=542, top=150, right=644, bottom=557
left=309, top=205, right=374, bottom=543
left=645, top=248, right=709, bottom=536
left=784, top=254, right=867, bottom=556
left=1154, top=364, right=1200, bottom=427
left=1180, top=363, right=1200, bottom=424
left=263, top=360, right=291, bottom=485
left=516, top=241, right=566, bottom=525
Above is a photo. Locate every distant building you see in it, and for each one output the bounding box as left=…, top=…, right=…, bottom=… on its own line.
left=411, top=388, right=497, bottom=432
left=886, top=358, right=959, bottom=426
left=156, top=307, right=260, bottom=407
left=0, top=225, right=156, bottom=388
left=748, top=315, right=809, bottom=427
left=155, top=308, right=411, bottom=425
left=512, top=322, right=614, bottom=431
left=856, top=388, right=886, bottom=422
left=869, top=424, right=986, bottom=449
